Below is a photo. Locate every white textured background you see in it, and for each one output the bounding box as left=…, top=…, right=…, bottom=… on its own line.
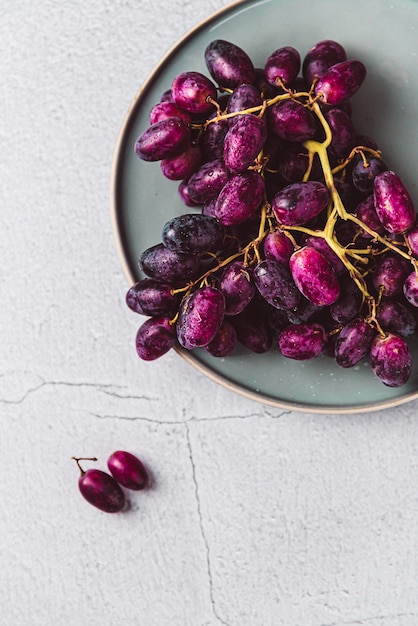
left=2, top=1, right=418, bottom=625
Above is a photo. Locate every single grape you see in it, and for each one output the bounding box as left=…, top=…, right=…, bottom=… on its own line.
left=204, top=39, right=256, bottom=89
left=354, top=195, right=385, bottom=238
left=376, top=299, right=416, bottom=337
left=370, top=332, right=412, bottom=387
left=334, top=318, right=375, bottom=368
left=371, top=253, right=410, bottom=297
left=139, top=243, right=200, bottom=283
left=302, top=39, right=347, bottom=85
left=271, top=181, right=329, bottom=226
left=373, top=170, right=416, bottom=234
left=277, top=143, right=321, bottom=183
left=136, top=316, right=177, bottom=361
left=72, top=457, right=125, bottom=513
left=324, top=107, right=355, bottom=158
left=204, top=319, right=237, bottom=356
left=329, top=276, right=362, bottom=323
left=178, top=179, right=202, bottom=207
left=403, top=271, right=418, bottom=307
left=232, top=300, right=273, bottom=353
left=126, top=278, right=180, bottom=316
left=226, top=83, right=263, bottom=124
left=301, top=234, right=346, bottom=275
left=314, top=60, right=367, bottom=105
left=290, top=246, right=340, bottom=306
left=171, top=71, right=217, bottom=115
left=219, top=260, right=256, bottom=315
left=107, top=451, right=149, bottom=491
left=187, top=158, right=231, bottom=204
left=223, top=114, right=267, bottom=173
left=286, top=297, right=323, bottom=325
left=253, top=259, right=301, bottom=310
left=405, top=222, right=418, bottom=256
left=215, top=170, right=265, bottom=226
left=135, top=117, right=191, bottom=162
left=265, top=46, right=301, bottom=86
left=262, top=229, right=294, bottom=265
left=149, top=101, right=192, bottom=125
left=351, top=154, right=387, bottom=195
left=161, top=213, right=225, bottom=253
left=160, top=142, right=201, bottom=181
left=199, top=116, right=229, bottom=161
left=278, top=322, right=327, bottom=360
left=176, top=286, right=225, bottom=349
left=268, top=100, right=317, bottom=142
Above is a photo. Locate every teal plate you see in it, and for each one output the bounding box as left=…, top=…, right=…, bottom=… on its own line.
left=111, top=0, right=418, bottom=413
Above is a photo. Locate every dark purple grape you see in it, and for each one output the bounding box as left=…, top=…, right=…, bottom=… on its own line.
left=278, top=322, right=327, bottom=360
left=324, top=107, right=355, bottom=158
left=232, top=301, right=273, bottom=353
left=334, top=318, right=374, bottom=368
left=403, top=271, right=418, bottom=307
left=139, top=243, right=200, bottom=283
left=73, top=457, right=125, bottom=513
left=135, top=117, right=191, bottom=162
left=223, top=114, right=267, bottom=173
left=265, top=46, right=301, bottom=86
left=268, top=100, right=317, bottom=142
left=204, top=319, right=237, bottom=356
left=373, top=170, right=416, bottom=234
left=161, top=213, right=225, bottom=253
left=376, top=300, right=416, bottom=337
left=290, top=246, right=340, bottom=306
left=215, top=170, right=265, bottom=226
left=187, top=158, right=231, bottom=204
left=302, top=39, right=347, bottom=85
left=149, top=101, right=192, bottom=125
left=277, top=143, right=321, bottom=183
left=314, top=60, right=366, bottom=105
left=204, top=39, right=256, bottom=89
left=136, top=316, right=177, bottom=361
left=160, top=142, right=202, bottom=181
left=178, top=179, right=202, bottom=207
left=201, top=198, right=217, bottom=217
left=219, top=260, right=256, bottom=315
left=171, top=71, right=217, bottom=115
left=160, top=89, right=174, bottom=103
left=254, top=67, right=283, bottom=98
left=226, top=84, right=263, bottom=124
left=286, top=298, right=323, bottom=325
left=371, top=253, right=410, bottom=297
left=199, top=116, right=229, bottom=161
left=107, top=451, right=149, bottom=491
left=262, top=229, right=294, bottom=265
left=351, top=154, right=387, bottom=195
left=271, top=181, right=329, bottom=226
left=354, top=195, right=385, bottom=238
left=370, top=332, right=412, bottom=387
left=176, top=286, right=225, bottom=349
left=329, top=277, right=362, bottom=323
left=126, top=278, right=180, bottom=316
left=333, top=178, right=361, bottom=214
left=253, top=259, right=301, bottom=310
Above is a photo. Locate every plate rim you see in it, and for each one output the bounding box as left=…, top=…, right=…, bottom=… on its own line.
left=110, top=0, right=418, bottom=415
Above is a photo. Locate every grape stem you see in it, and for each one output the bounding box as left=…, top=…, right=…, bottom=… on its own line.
left=71, top=456, right=98, bottom=476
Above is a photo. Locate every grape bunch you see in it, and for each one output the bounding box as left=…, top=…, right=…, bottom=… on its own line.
left=127, top=38, right=418, bottom=388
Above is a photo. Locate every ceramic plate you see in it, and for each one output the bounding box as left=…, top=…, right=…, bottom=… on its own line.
left=111, top=0, right=418, bottom=413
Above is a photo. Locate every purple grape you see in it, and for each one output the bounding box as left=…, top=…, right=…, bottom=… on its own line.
left=126, top=278, right=180, bottom=316
left=302, top=39, right=347, bottom=85
left=376, top=300, right=416, bottom=337
left=268, top=100, right=317, bottom=142
left=199, top=116, right=229, bottom=161
left=149, top=101, right=192, bottom=125
left=371, top=253, right=410, bottom=297
left=403, top=271, right=418, bottom=307
left=107, top=451, right=149, bottom=491
left=253, top=259, right=301, bottom=310
left=160, top=142, right=202, bottom=181
left=135, top=117, right=191, bottom=162
left=136, top=316, right=177, bottom=361
left=355, top=195, right=385, bottom=238
left=329, top=277, right=362, bottom=323
left=139, top=243, right=200, bottom=284
left=73, top=457, right=125, bottom=513
left=232, top=300, right=273, bottom=353
left=406, top=222, right=418, bottom=256
left=204, top=319, right=237, bottom=356
left=204, top=39, right=256, bottom=89
left=334, top=318, right=374, bottom=368
left=265, top=46, right=301, bottom=86
left=351, top=154, right=387, bottom=195
left=215, top=170, right=265, bottom=226
left=278, top=322, right=327, bottom=360
left=262, top=229, right=294, bottom=265
left=314, top=60, right=366, bottom=105
left=178, top=179, right=202, bottom=207
left=290, top=246, right=340, bottom=306
left=187, top=158, right=231, bottom=204
left=226, top=84, right=263, bottom=124
left=161, top=213, right=225, bottom=253
left=223, top=114, right=267, bottom=173
left=301, top=234, right=346, bottom=275
left=286, top=298, right=323, bottom=325
left=219, top=260, right=256, bottom=315
left=176, top=286, right=225, bottom=349
left=373, top=170, right=416, bottom=234
left=171, top=71, right=217, bottom=115
left=277, top=143, right=321, bottom=183
left=324, top=107, right=356, bottom=158
left=271, top=181, right=329, bottom=226
left=370, top=333, right=412, bottom=387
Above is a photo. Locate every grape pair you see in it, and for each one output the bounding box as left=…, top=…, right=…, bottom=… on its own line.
left=73, top=451, right=149, bottom=513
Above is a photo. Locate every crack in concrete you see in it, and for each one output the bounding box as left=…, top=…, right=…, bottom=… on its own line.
left=185, top=422, right=231, bottom=626
left=82, top=410, right=291, bottom=425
